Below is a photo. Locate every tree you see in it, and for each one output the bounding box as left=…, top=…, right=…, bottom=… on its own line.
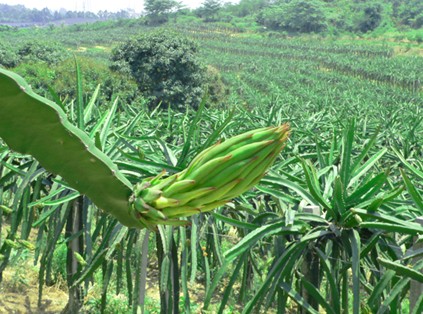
left=393, top=0, right=423, bottom=28
left=110, top=30, right=206, bottom=110
left=257, top=0, right=328, bottom=33
left=144, top=0, right=180, bottom=24
left=284, top=0, right=328, bottom=33
left=355, top=2, right=383, bottom=33
left=256, top=4, right=286, bottom=29
left=198, top=0, right=222, bottom=22
left=229, top=0, right=271, bottom=18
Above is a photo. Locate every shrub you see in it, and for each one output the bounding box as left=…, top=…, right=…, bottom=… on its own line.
left=17, top=41, right=70, bottom=65
left=0, top=42, right=20, bottom=68
left=205, top=65, right=227, bottom=105
left=54, top=57, right=141, bottom=105
left=13, top=62, right=55, bottom=95
left=51, top=243, right=67, bottom=285
left=110, top=30, right=207, bottom=110
left=14, top=56, right=141, bottom=106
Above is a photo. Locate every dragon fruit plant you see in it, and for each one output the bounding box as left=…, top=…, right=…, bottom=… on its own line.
left=0, top=68, right=289, bottom=229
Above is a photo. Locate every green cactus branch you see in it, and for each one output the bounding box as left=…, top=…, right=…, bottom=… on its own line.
left=0, top=68, right=142, bottom=228
left=0, top=68, right=290, bottom=230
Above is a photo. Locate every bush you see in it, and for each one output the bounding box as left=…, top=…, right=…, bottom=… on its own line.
left=256, top=5, right=286, bottom=30
left=54, top=57, right=141, bottom=106
left=395, top=0, right=423, bottom=28
left=51, top=243, right=67, bottom=285
left=415, top=32, right=423, bottom=43
left=13, top=56, right=141, bottom=106
left=0, top=43, right=20, bottom=68
left=110, top=30, right=207, bottom=110
left=205, top=65, right=227, bottom=105
left=13, top=62, right=55, bottom=95
left=18, top=41, right=70, bottom=65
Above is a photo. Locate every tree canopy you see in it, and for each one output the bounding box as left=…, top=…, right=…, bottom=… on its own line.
left=197, top=0, right=222, bottom=22
left=110, top=30, right=206, bottom=110
left=144, top=0, right=181, bottom=24
left=257, top=0, right=328, bottom=33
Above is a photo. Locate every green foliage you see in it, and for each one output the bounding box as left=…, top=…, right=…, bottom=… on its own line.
left=175, top=13, right=202, bottom=24
left=17, top=41, right=70, bottom=65
left=0, top=24, right=16, bottom=32
left=233, top=0, right=423, bottom=34
left=205, top=65, right=227, bottom=105
left=110, top=30, right=206, bottom=110
left=144, top=0, right=180, bottom=24
left=204, top=121, right=423, bottom=314
left=0, top=42, right=20, bottom=68
left=0, top=18, right=422, bottom=314
left=393, top=0, right=423, bottom=29
left=228, top=0, right=271, bottom=18
left=0, top=68, right=139, bottom=228
left=256, top=4, right=286, bottom=30
left=0, top=3, right=134, bottom=25
left=12, top=55, right=141, bottom=106
left=51, top=242, right=67, bottom=283
left=284, top=0, right=329, bottom=33
left=197, top=0, right=222, bottom=22
left=257, top=0, right=328, bottom=33
left=54, top=57, right=141, bottom=105
left=355, top=2, right=384, bottom=33
left=13, top=62, right=55, bottom=95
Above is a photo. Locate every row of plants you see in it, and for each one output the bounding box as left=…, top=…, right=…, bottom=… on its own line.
left=1, top=21, right=420, bottom=91
left=177, top=24, right=395, bottom=58
left=0, top=23, right=422, bottom=313
left=196, top=38, right=421, bottom=92
left=200, top=46, right=422, bottom=126
left=1, top=70, right=423, bottom=313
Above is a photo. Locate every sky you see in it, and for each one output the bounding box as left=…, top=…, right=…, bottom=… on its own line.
left=0, top=0, right=228, bottom=13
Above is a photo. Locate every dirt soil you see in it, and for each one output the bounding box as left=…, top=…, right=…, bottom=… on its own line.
left=0, top=266, right=67, bottom=314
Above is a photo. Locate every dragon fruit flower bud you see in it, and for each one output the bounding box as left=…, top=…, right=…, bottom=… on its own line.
left=129, top=124, right=290, bottom=230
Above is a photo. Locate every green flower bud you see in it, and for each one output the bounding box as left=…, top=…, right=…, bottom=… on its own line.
left=4, top=239, right=21, bottom=249
left=17, top=239, right=36, bottom=251
left=73, top=252, right=87, bottom=266
left=129, top=124, right=290, bottom=229
left=0, top=205, right=13, bottom=215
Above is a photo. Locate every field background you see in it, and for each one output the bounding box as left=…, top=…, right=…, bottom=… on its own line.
left=0, top=4, right=423, bottom=313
